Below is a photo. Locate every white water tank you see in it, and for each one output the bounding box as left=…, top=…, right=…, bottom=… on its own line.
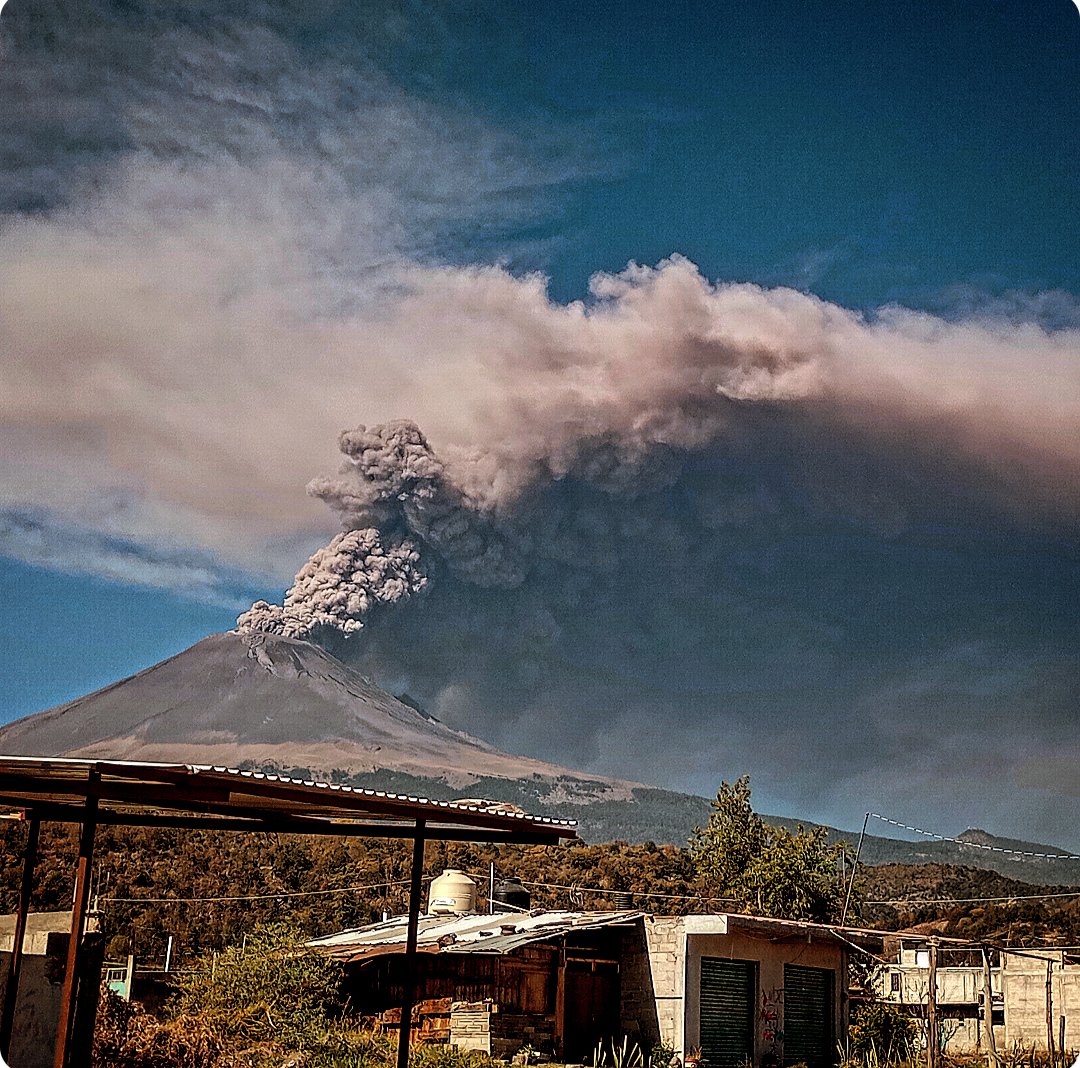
left=428, top=869, right=477, bottom=914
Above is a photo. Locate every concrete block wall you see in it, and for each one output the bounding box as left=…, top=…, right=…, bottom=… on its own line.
left=644, top=917, right=686, bottom=1054
left=449, top=1002, right=556, bottom=1058
left=1002, top=965, right=1080, bottom=1051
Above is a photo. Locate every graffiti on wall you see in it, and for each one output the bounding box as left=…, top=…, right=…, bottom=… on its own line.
left=760, top=985, right=785, bottom=1048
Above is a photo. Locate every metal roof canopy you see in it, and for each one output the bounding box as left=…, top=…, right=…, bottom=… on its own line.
left=0, top=755, right=576, bottom=1068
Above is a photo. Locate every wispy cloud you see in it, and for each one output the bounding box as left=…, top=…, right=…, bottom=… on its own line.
left=0, top=509, right=264, bottom=609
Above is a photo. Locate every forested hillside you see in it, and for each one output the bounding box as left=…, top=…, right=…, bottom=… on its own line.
left=2, top=821, right=1077, bottom=971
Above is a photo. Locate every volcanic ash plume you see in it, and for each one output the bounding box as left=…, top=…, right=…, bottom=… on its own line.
left=235, top=528, right=427, bottom=639
left=237, top=421, right=525, bottom=639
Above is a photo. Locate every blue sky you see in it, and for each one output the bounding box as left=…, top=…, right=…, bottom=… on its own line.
left=1, top=0, right=1078, bottom=843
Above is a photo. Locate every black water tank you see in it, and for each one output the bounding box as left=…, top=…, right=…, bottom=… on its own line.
left=492, top=876, right=531, bottom=913
left=613, top=891, right=634, bottom=909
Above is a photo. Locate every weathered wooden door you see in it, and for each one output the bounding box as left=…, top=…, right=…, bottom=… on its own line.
left=561, top=961, right=620, bottom=1060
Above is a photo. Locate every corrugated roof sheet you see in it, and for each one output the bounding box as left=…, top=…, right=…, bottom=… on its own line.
left=307, top=910, right=644, bottom=960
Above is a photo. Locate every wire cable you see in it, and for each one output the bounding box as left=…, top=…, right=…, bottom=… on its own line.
left=866, top=889, right=1080, bottom=907
left=868, top=814, right=1080, bottom=861
left=100, top=876, right=421, bottom=905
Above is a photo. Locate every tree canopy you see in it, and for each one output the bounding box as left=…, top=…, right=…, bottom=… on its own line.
left=689, top=775, right=847, bottom=923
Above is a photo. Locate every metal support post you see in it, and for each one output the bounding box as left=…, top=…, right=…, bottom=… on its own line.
left=0, top=815, right=40, bottom=1058
left=53, top=777, right=99, bottom=1068
left=397, top=820, right=426, bottom=1068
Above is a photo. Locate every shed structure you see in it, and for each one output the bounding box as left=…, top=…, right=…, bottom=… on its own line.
left=310, top=909, right=644, bottom=1060
left=310, top=910, right=884, bottom=1066
left=0, top=755, right=575, bottom=1068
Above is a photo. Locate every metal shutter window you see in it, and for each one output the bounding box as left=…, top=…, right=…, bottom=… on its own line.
left=699, top=958, right=755, bottom=1068
left=783, top=965, right=835, bottom=1068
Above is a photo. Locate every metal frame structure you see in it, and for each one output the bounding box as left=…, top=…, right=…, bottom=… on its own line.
left=0, top=756, right=575, bottom=1068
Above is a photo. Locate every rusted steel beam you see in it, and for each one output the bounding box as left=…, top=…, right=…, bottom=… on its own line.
left=398, top=821, right=426, bottom=1068
left=0, top=816, right=40, bottom=1059
left=53, top=776, right=99, bottom=1068
left=0, top=772, right=232, bottom=807
left=0, top=771, right=570, bottom=837
left=7, top=801, right=563, bottom=843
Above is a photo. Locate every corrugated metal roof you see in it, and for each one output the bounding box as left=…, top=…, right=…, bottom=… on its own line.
left=0, top=757, right=576, bottom=840
left=307, top=910, right=644, bottom=960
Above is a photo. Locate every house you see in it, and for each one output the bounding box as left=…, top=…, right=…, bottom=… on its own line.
left=309, top=907, right=876, bottom=1065
left=877, top=936, right=1080, bottom=1054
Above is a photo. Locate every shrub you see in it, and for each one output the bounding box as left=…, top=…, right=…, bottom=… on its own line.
left=168, top=923, right=345, bottom=1050
left=92, top=988, right=240, bottom=1068
left=848, top=1003, right=917, bottom=1063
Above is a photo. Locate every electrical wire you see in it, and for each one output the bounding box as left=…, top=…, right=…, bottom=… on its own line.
left=868, top=814, right=1080, bottom=861
left=100, top=876, right=421, bottom=905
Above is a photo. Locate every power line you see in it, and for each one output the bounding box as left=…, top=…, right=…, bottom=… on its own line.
left=463, top=870, right=736, bottom=904
left=868, top=814, right=1080, bottom=861
left=100, top=877, right=420, bottom=905
left=505, top=876, right=738, bottom=904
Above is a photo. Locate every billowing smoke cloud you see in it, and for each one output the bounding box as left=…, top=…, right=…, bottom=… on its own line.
left=237, top=529, right=427, bottom=638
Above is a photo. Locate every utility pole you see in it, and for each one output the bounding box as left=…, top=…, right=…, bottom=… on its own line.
left=840, top=813, right=869, bottom=926
left=926, top=940, right=939, bottom=1068
left=981, top=946, right=999, bottom=1068
left=1046, top=959, right=1055, bottom=1065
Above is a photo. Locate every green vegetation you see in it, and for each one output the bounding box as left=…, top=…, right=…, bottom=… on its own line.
left=846, top=1003, right=918, bottom=1063
left=93, top=925, right=505, bottom=1068
left=170, top=923, right=345, bottom=1047
left=1, top=773, right=1077, bottom=976
left=690, top=776, right=848, bottom=922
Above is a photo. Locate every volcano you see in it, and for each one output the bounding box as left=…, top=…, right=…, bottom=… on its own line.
left=0, top=631, right=636, bottom=798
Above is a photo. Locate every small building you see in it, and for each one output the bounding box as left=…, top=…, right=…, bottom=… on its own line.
left=877, top=937, right=1080, bottom=1054
left=310, top=910, right=873, bottom=1066
left=633, top=914, right=863, bottom=1068
left=0, top=911, right=104, bottom=1068
left=310, top=909, right=643, bottom=1060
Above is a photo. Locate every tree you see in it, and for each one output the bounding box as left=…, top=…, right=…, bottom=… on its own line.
left=690, top=775, right=846, bottom=923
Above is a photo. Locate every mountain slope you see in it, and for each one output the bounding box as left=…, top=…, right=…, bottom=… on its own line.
left=0, top=630, right=636, bottom=799
left=1, top=632, right=1076, bottom=878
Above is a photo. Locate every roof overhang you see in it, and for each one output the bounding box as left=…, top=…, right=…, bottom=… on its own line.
left=0, top=757, right=577, bottom=843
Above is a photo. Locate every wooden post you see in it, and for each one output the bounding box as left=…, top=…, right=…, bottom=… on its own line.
left=0, top=815, right=40, bottom=1059
left=926, top=941, right=939, bottom=1068
left=397, top=820, right=426, bottom=1068
left=1047, top=959, right=1055, bottom=1063
left=1059, top=1016, right=1065, bottom=1068
left=53, top=778, right=98, bottom=1068
left=982, top=947, right=999, bottom=1068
